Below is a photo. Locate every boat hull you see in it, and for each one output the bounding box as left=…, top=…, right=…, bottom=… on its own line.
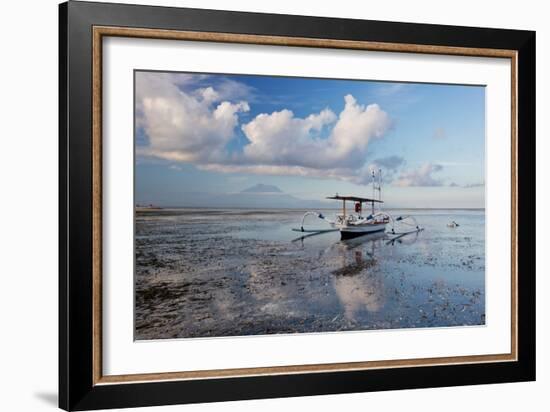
left=339, top=223, right=387, bottom=239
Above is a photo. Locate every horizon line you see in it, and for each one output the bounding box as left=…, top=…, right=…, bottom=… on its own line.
left=136, top=205, right=486, bottom=211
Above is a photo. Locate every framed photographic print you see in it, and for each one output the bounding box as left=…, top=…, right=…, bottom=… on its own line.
left=59, top=1, right=535, bottom=410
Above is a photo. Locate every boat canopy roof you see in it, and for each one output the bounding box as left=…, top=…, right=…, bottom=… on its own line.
left=326, top=195, right=383, bottom=203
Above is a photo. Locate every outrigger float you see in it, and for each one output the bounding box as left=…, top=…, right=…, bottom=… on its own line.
left=292, top=169, right=423, bottom=241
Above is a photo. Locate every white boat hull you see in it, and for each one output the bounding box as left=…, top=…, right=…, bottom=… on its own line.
left=339, top=222, right=387, bottom=239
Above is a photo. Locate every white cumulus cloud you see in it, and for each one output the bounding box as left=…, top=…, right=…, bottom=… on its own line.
left=241, top=108, right=337, bottom=168
left=240, top=95, right=391, bottom=170
left=394, top=163, right=444, bottom=187
left=136, top=73, right=394, bottom=185
left=136, top=72, right=249, bottom=163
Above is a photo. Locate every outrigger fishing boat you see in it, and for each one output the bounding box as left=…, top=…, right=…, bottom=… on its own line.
left=293, top=169, right=422, bottom=240
left=324, top=195, right=388, bottom=239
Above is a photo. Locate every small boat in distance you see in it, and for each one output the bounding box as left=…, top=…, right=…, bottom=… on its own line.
left=136, top=203, right=163, bottom=211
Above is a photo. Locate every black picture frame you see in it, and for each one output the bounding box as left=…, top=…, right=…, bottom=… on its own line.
left=59, top=1, right=535, bottom=410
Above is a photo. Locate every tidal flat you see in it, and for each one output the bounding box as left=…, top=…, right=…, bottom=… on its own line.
left=135, top=208, right=485, bottom=340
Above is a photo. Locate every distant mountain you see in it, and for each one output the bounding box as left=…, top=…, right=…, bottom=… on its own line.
left=241, top=184, right=282, bottom=193
left=221, top=192, right=317, bottom=208
left=152, top=184, right=331, bottom=209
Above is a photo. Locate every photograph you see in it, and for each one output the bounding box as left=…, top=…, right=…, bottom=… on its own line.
left=134, top=71, right=486, bottom=340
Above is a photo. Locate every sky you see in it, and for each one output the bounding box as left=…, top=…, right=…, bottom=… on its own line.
left=135, top=71, right=485, bottom=209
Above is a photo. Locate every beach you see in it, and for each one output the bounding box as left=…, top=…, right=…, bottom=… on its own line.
left=135, top=208, right=485, bottom=340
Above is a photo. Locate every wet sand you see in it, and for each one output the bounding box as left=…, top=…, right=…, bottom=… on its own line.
left=135, top=208, right=485, bottom=340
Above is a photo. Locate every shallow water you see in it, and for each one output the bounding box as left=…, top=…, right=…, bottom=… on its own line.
left=135, top=208, right=485, bottom=340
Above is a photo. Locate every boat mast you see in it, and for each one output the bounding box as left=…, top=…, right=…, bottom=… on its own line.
left=370, top=169, right=383, bottom=214
left=371, top=170, right=376, bottom=214
left=379, top=168, right=382, bottom=211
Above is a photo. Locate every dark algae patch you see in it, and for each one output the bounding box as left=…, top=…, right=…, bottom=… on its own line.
left=135, top=208, right=485, bottom=340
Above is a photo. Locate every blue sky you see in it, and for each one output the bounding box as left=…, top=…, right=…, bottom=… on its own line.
left=135, top=71, right=485, bottom=208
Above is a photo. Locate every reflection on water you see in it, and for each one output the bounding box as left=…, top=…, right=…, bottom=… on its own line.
left=331, top=233, right=386, bottom=320
left=135, top=208, right=485, bottom=340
